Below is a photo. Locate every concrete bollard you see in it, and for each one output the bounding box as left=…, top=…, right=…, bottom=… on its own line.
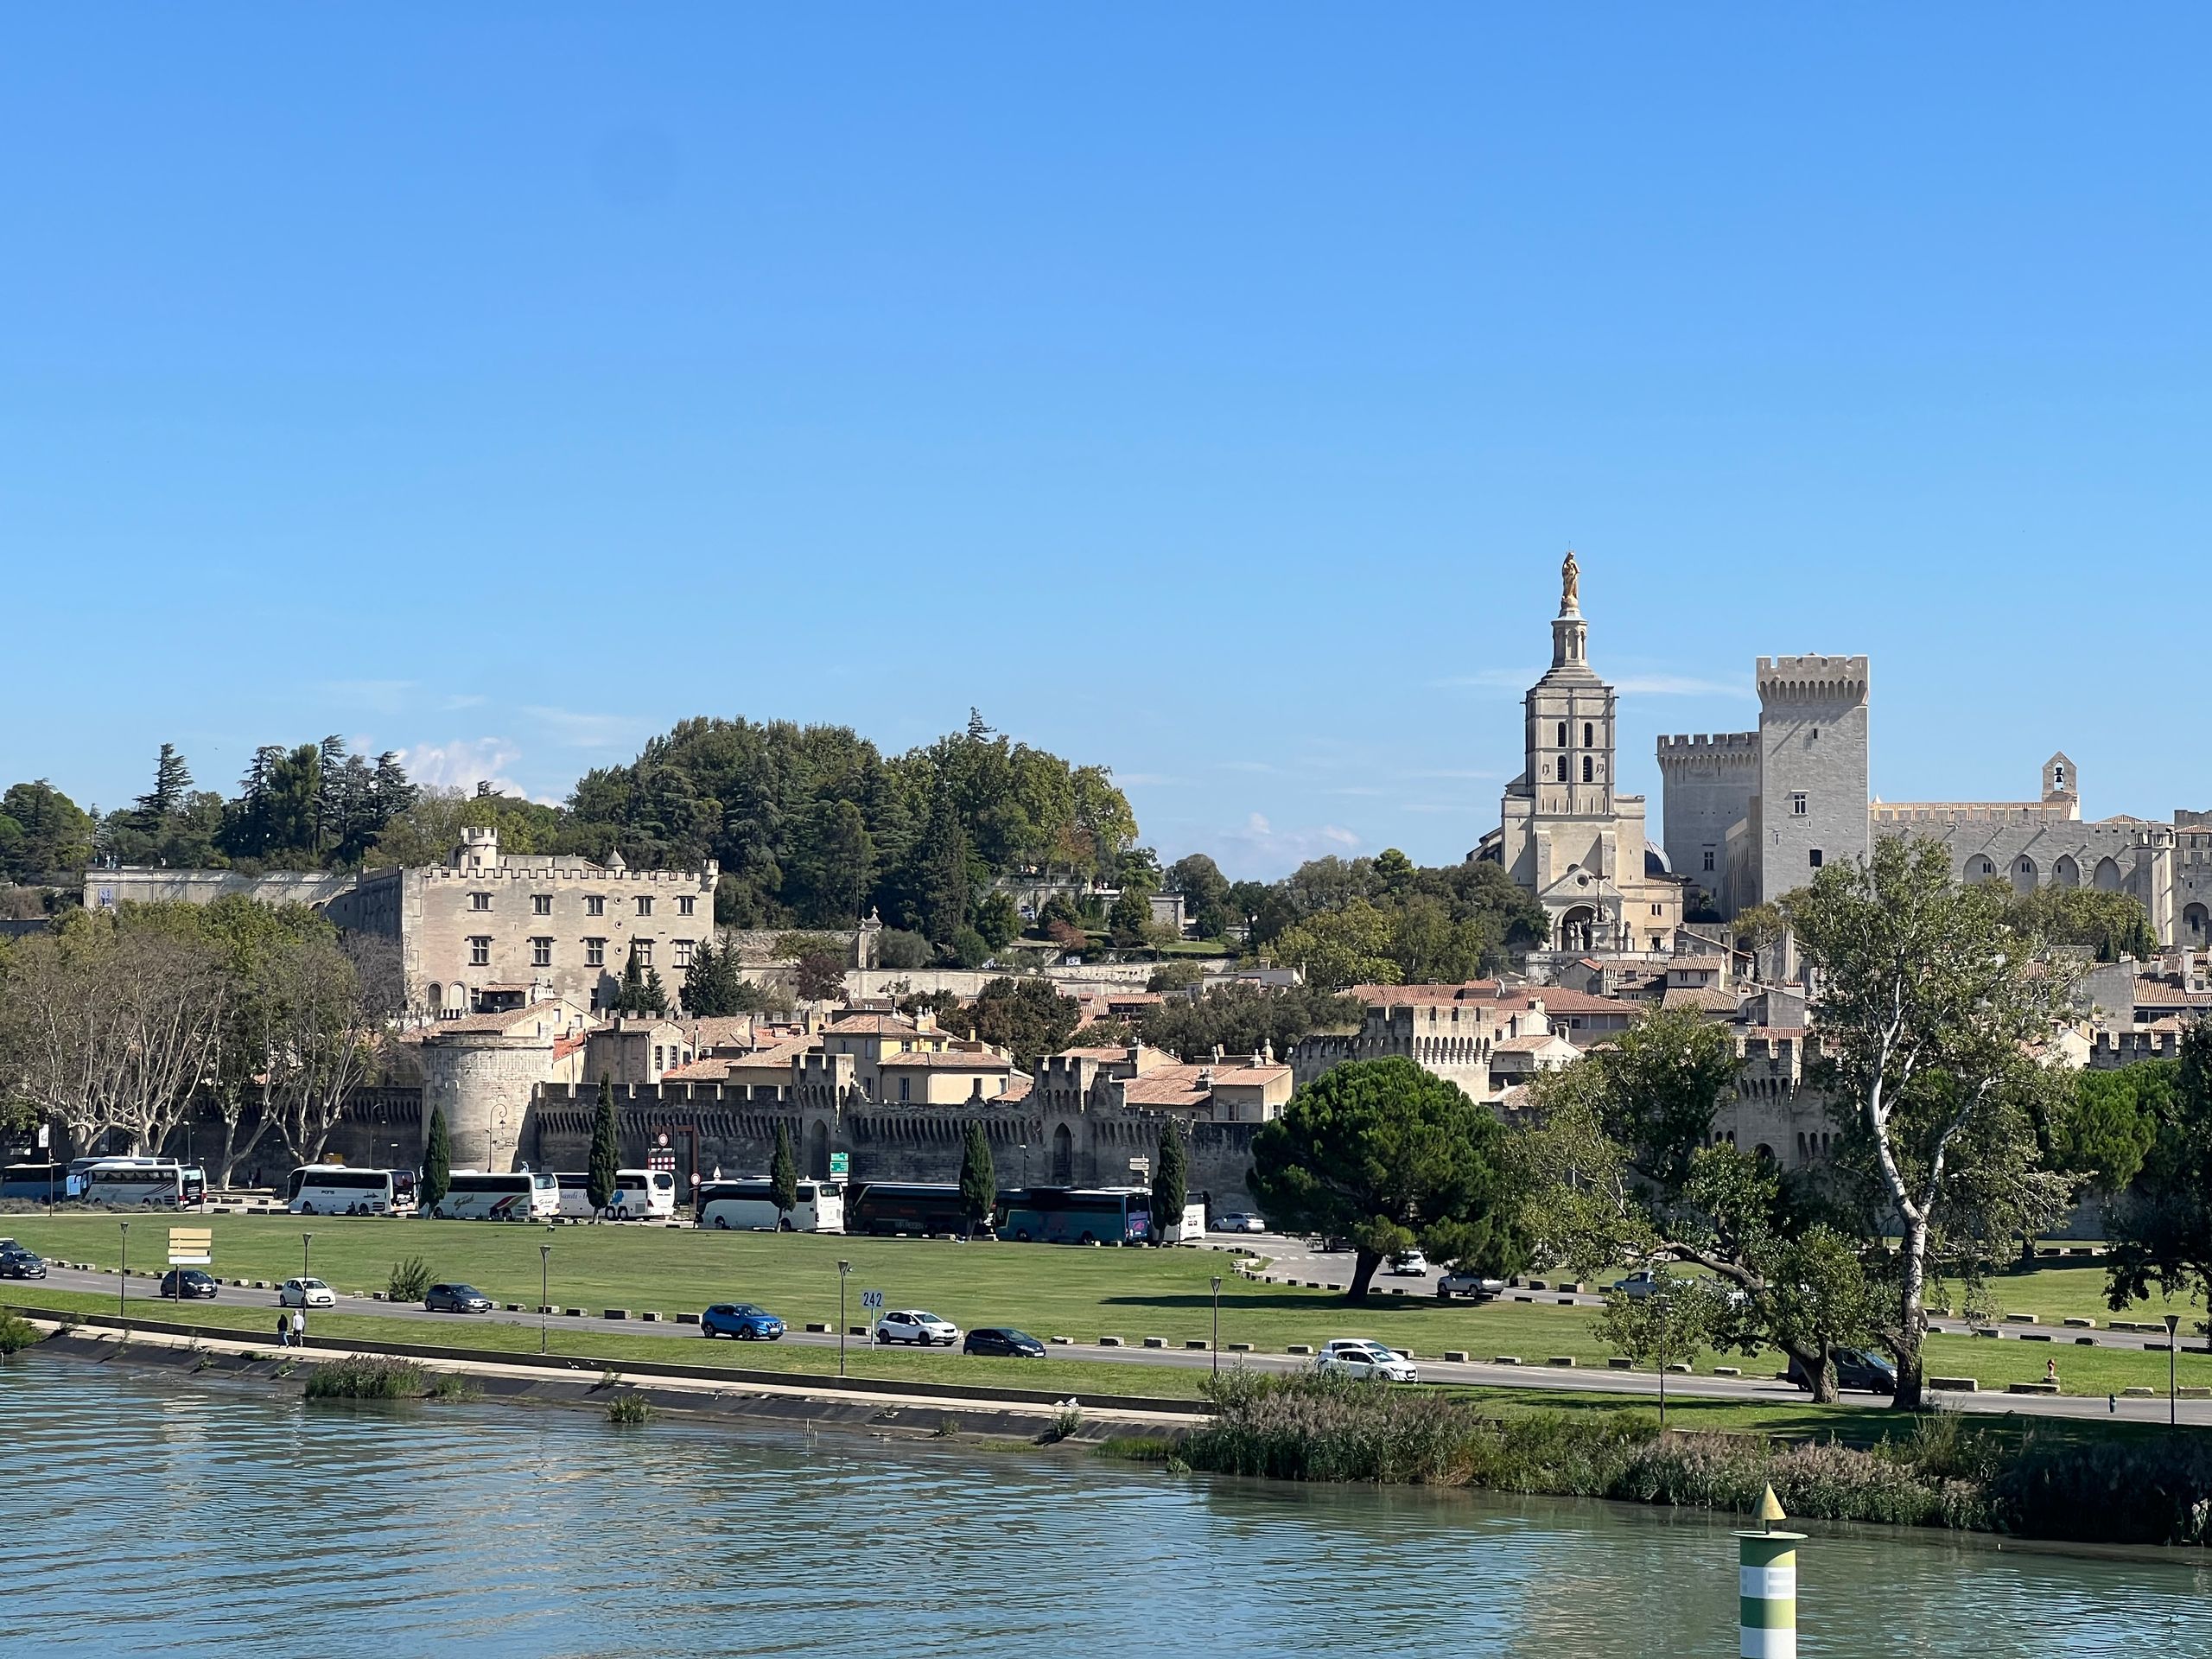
left=1051, top=1336, right=1073, bottom=1345
left=1493, top=1355, right=1522, bottom=1365
left=1738, top=1487, right=1802, bottom=1659
left=1227, top=1341, right=1254, bottom=1352
left=2063, top=1317, right=2097, bottom=1329
left=1714, top=1366, right=1742, bottom=1377
left=603, top=1310, right=628, bottom=1321
left=1098, top=1336, right=1124, bottom=1347
left=1285, top=1344, right=1313, bottom=1356
left=564, top=1308, right=583, bottom=1318
left=1142, top=1337, right=1166, bottom=1349
left=806, top=1322, right=829, bottom=1333
left=1443, top=1351, right=1469, bottom=1363
left=1927, top=1376, right=1978, bottom=1392
left=676, top=1312, right=701, bottom=1325
left=1184, top=1339, right=1208, bottom=1351
left=640, top=1312, right=660, bottom=1323
left=1607, top=1356, right=1634, bottom=1370
left=1547, top=1356, right=1576, bottom=1368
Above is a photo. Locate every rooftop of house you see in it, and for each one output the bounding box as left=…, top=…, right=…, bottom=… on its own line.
left=992, top=1072, right=1035, bottom=1104
left=878, top=1050, right=1014, bottom=1071
left=824, top=1013, right=925, bottom=1036
left=1660, top=985, right=1744, bottom=1014
left=427, top=1000, right=588, bottom=1039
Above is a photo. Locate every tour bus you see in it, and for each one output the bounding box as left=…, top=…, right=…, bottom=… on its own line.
left=389, top=1169, right=419, bottom=1217
left=287, top=1165, right=397, bottom=1217
left=553, top=1169, right=678, bottom=1221
left=848, top=1182, right=969, bottom=1237
left=0, top=1164, right=67, bottom=1203
left=431, top=1169, right=561, bottom=1222
left=998, top=1186, right=1153, bottom=1245
left=696, top=1179, right=846, bottom=1233
left=79, top=1159, right=206, bottom=1210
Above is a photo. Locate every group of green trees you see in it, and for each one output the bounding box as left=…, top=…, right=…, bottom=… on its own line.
left=1247, top=836, right=2208, bottom=1411
left=0, top=897, right=398, bottom=1184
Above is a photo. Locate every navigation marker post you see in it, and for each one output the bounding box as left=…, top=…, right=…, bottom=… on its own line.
left=1734, top=1485, right=1802, bottom=1659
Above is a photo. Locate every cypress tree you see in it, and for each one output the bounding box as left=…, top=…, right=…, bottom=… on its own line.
left=614, top=944, right=650, bottom=1014
left=1151, top=1117, right=1188, bottom=1245
left=587, top=1074, right=620, bottom=1213
left=643, top=967, right=671, bottom=1017
left=422, top=1105, right=452, bottom=1213
left=769, top=1123, right=798, bottom=1228
left=958, top=1120, right=996, bottom=1238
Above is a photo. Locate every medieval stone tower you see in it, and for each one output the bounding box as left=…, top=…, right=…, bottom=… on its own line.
left=1754, top=655, right=1871, bottom=903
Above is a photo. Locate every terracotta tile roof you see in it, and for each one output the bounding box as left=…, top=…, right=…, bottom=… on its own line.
left=878, top=1051, right=1013, bottom=1071
left=825, top=1014, right=921, bottom=1035
left=2133, top=980, right=2212, bottom=1008
left=1493, top=1033, right=1570, bottom=1053
left=1117, top=1077, right=1212, bottom=1107
left=1056, top=1046, right=1138, bottom=1064
left=992, top=1073, right=1035, bottom=1103
left=1212, top=1063, right=1293, bottom=1086
left=1661, top=985, right=1742, bottom=1014
left=429, top=1001, right=582, bottom=1037
left=1529, top=988, right=1643, bottom=1017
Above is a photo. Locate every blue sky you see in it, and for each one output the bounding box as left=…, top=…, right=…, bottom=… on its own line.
left=4, top=9, right=2207, bottom=878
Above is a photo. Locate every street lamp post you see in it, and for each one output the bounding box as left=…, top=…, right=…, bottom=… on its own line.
left=838, top=1261, right=852, bottom=1378
left=118, top=1221, right=129, bottom=1323
left=2167, top=1312, right=2182, bottom=1427
left=302, top=1233, right=314, bottom=1279
left=1211, top=1276, right=1222, bottom=1376
left=540, top=1237, right=554, bottom=1356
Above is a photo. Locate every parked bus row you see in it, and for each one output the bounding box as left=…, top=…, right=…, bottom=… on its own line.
left=1, top=1159, right=207, bottom=1208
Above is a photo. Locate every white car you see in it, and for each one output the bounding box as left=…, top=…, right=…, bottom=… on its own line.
left=278, top=1277, right=336, bottom=1309
left=1386, top=1250, right=1430, bottom=1276
left=1316, top=1338, right=1419, bottom=1383
left=1212, top=1214, right=1267, bottom=1234
left=874, top=1309, right=960, bottom=1347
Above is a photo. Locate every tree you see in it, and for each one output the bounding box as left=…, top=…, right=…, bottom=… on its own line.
left=2005, top=884, right=2156, bottom=963
left=795, top=950, right=847, bottom=1003
left=1068, top=1019, right=1140, bottom=1049
left=682, top=938, right=748, bottom=1017
left=874, top=928, right=933, bottom=969
left=643, top=967, right=671, bottom=1017
left=1268, top=899, right=1400, bottom=990
left=1248, top=1057, right=1514, bottom=1301
left=1760, top=1225, right=1882, bottom=1403
left=1107, top=887, right=1153, bottom=948
left=0, top=781, right=95, bottom=881
left=787, top=798, right=874, bottom=925
left=1139, top=982, right=1364, bottom=1063
left=969, top=976, right=1082, bottom=1068
left=1151, top=1118, right=1188, bottom=1243
left=587, top=1075, right=620, bottom=1211
left=957, top=1120, right=995, bottom=1237
left=2104, top=1025, right=2212, bottom=1317
left=971, top=891, right=1021, bottom=951
left=262, top=931, right=391, bottom=1168
left=423, top=1104, right=453, bottom=1208
left=1788, top=836, right=2075, bottom=1409
left=771, top=1122, right=799, bottom=1227
left=1595, top=1280, right=1721, bottom=1428
left=132, top=744, right=195, bottom=832
left=1166, top=854, right=1233, bottom=938
left=948, top=926, right=990, bottom=969
left=612, top=944, right=667, bottom=1016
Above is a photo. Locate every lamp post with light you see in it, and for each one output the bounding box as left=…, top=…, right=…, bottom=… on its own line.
left=2168, top=1312, right=2183, bottom=1427
left=1211, top=1276, right=1223, bottom=1376
left=838, top=1261, right=852, bottom=1378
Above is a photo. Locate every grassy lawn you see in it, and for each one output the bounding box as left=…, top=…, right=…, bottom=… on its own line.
left=1966, top=1260, right=2206, bottom=1330
left=9, top=1212, right=2207, bottom=1399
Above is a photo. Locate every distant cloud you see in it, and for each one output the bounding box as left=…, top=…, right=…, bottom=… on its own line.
left=520, top=706, right=650, bottom=748
left=1214, top=812, right=1363, bottom=873
left=1405, top=768, right=1499, bottom=781
left=1217, top=760, right=1278, bottom=774
left=397, top=738, right=527, bottom=797
left=441, top=693, right=488, bottom=711
left=1329, top=786, right=1386, bottom=798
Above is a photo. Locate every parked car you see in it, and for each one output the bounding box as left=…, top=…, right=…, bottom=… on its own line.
left=424, top=1283, right=493, bottom=1314
left=1435, top=1268, right=1506, bottom=1301
left=702, top=1302, right=785, bottom=1340
left=1786, top=1348, right=1897, bottom=1395
left=963, top=1326, right=1046, bottom=1358
left=1316, top=1338, right=1419, bottom=1383
left=0, top=1247, right=49, bottom=1281
left=1611, top=1269, right=1690, bottom=1301
left=277, top=1277, right=336, bottom=1309
left=1211, top=1213, right=1267, bottom=1234
left=873, top=1309, right=959, bottom=1347
left=157, top=1268, right=216, bottom=1298
left=1386, top=1250, right=1430, bottom=1276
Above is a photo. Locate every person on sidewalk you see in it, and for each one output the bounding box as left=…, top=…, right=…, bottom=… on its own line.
left=2044, top=1357, right=2059, bottom=1388
left=290, top=1307, right=306, bottom=1348
left=275, top=1312, right=290, bottom=1349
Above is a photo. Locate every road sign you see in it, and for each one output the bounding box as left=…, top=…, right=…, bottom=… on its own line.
left=860, top=1288, right=884, bottom=1313
left=829, top=1152, right=849, bottom=1179
left=36, top=1123, right=48, bottom=1148
left=167, top=1227, right=213, bottom=1267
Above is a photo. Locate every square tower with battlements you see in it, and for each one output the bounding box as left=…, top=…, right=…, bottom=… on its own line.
left=1754, top=655, right=1870, bottom=902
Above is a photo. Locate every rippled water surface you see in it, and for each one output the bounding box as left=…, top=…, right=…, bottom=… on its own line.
left=5, top=1357, right=2210, bottom=1656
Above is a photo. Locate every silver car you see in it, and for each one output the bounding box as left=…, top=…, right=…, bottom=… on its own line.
left=1316, top=1339, right=1419, bottom=1383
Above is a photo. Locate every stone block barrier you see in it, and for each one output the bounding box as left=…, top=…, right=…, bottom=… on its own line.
left=2019, top=1332, right=2052, bottom=1343
left=675, top=1313, right=700, bottom=1325
left=805, top=1323, right=828, bottom=1333
left=1098, top=1336, right=1124, bottom=1347
left=1555, top=1297, right=1577, bottom=1306
left=1493, top=1355, right=1522, bottom=1365
left=1547, top=1356, right=1576, bottom=1368
left=537, top=1305, right=555, bottom=1315
left=1443, top=1351, right=1468, bottom=1363
left=640, top=1312, right=661, bottom=1324
left=1141, top=1337, right=1166, bottom=1349
left=603, top=1310, right=628, bottom=1321
left=1050, top=1336, right=1072, bottom=1345
left=1713, top=1366, right=1741, bottom=1377
left=1184, top=1339, right=1208, bottom=1351
left=2007, top=1381, right=2061, bottom=1395
left=563, top=1308, right=583, bottom=1319
left=1285, top=1344, right=1313, bottom=1357
left=2123, top=1386, right=2155, bottom=1397
left=848, top=1325, right=868, bottom=1337
left=504, top=1304, right=521, bottom=1313
left=1928, top=1376, right=1978, bottom=1392
left=2182, top=1387, right=2212, bottom=1400
left=2003, top=1313, right=2039, bottom=1325
left=2063, top=1317, right=2097, bottom=1328
left=1665, top=1363, right=1691, bottom=1374
left=1606, top=1356, right=1633, bottom=1370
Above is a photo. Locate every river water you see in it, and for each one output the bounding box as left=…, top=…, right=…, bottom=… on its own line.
left=5, top=1357, right=2208, bottom=1656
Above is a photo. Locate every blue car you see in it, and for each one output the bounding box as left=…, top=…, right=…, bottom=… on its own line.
left=702, top=1302, right=785, bottom=1341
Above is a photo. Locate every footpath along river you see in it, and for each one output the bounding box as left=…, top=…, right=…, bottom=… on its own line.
left=3, top=1357, right=2209, bottom=1656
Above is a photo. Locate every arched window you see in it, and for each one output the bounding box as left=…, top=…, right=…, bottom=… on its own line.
left=1556, top=721, right=1568, bottom=748
left=1581, top=755, right=1593, bottom=783
left=1583, top=721, right=1593, bottom=747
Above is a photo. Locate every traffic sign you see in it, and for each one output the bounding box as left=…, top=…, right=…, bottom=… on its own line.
left=167, top=1227, right=213, bottom=1267
left=829, top=1152, right=849, bottom=1179
left=860, top=1288, right=884, bottom=1313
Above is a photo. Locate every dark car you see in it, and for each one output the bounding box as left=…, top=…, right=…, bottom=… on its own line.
left=425, top=1283, right=493, bottom=1314
left=0, top=1249, right=49, bottom=1281
left=156, top=1268, right=215, bottom=1298
left=963, top=1326, right=1047, bottom=1358
left=1786, top=1347, right=1897, bottom=1395
left=702, top=1303, right=785, bottom=1340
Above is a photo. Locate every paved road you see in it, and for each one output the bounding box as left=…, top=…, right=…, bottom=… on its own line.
left=32, top=1261, right=2210, bottom=1428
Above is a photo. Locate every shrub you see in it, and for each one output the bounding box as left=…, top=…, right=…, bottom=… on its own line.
left=387, top=1256, right=433, bottom=1303
left=1036, top=1401, right=1085, bottom=1446
left=875, top=929, right=933, bottom=970
left=0, top=1311, right=43, bottom=1358
left=427, top=1370, right=482, bottom=1402
left=606, top=1395, right=655, bottom=1426
left=304, top=1357, right=430, bottom=1400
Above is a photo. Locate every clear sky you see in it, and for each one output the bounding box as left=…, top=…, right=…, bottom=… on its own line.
left=4, top=9, right=2207, bottom=878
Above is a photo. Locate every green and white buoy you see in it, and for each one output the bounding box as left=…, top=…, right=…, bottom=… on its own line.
left=1734, top=1484, right=1802, bottom=1658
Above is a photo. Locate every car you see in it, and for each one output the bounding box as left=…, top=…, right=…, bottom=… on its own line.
left=1785, top=1347, right=1898, bottom=1395
left=1316, top=1338, right=1419, bottom=1383
left=424, top=1283, right=493, bottom=1314
left=702, top=1303, right=786, bottom=1340
left=277, top=1277, right=337, bottom=1309
left=0, top=1248, right=48, bottom=1281
left=1436, top=1268, right=1506, bottom=1301
left=157, top=1268, right=216, bottom=1298
left=1386, top=1250, right=1430, bottom=1276
left=1211, top=1213, right=1267, bottom=1235
left=873, top=1309, right=959, bottom=1347
left=963, top=1326, right=1046, bottom=1358
left=1611, top=1269, right=1690, bottom=1301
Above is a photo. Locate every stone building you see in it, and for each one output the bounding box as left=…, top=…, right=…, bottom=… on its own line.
left=328, top=826, right=721, bottom=1019
left=1486, top=553, right=1688, bottom=953
left=1287, top=982, right=1582, bottom=1103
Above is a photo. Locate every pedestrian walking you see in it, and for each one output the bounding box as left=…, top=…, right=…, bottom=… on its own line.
left=2044, top=1357, right=2059, bottom=1387
left=290, top=1307, right=306, bottom=1348
left=276, top=1311, right=290, bottom=1349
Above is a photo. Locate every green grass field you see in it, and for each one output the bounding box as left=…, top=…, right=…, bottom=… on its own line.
left=7, top=1211, right=2207, bottom=1399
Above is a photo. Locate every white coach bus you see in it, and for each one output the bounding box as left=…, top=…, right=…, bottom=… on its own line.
left=431, top=1170, right=561, bottom=1222
left=553, top=1169, right=677, bottom=1221
left=696, top=1179, right=845, bottom=1233
left=287, top=1166, right=397, bottom=1217
left=79, top=1159, right=204, bottom=1209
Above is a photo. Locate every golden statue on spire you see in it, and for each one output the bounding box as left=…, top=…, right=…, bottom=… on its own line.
left=1561, top=549, right=1580, bottom=608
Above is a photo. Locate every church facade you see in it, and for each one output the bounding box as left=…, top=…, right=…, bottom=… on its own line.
left=1488, top=555, right=1687, bottom=953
